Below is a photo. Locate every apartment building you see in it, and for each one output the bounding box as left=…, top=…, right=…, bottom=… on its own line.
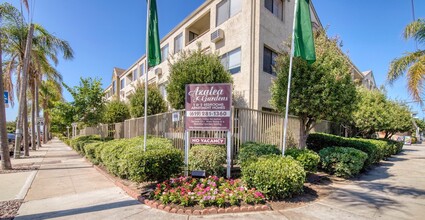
left=104, top=0, right=375, bottom=111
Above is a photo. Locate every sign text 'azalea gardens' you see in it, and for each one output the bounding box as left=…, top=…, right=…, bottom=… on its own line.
left=185, top=83, right=232, bottom=131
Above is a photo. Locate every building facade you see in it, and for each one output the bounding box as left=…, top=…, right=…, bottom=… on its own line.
left=104, top=0, right=375, bottom=110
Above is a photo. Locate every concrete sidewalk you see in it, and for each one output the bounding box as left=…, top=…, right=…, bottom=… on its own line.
left=7, top=139, right=425, bottom=219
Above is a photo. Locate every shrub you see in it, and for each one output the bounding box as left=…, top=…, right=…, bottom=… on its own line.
left=188, top=145, right=226, bottom=177
left=242, top=155, right=306, bottom=199
left=306, top=133, right=379, bottom=167
left=103, top=99, right=130, bottom=123
left=99, top=136, right=183, bottom=182
left=285, top=148, right=320, bottom=172
left=379, top=139, right=403, bottom=154
left=319, top=147, right=368, bottom=178
left=119, top=144, right=184, bottom=182
left=129, top=84, right=167, bottom=118
left=69, top=135, right=102, bottom=153
left=83, top=142, right=104, bottom=164
left=238, top=142, right=281, bottom=168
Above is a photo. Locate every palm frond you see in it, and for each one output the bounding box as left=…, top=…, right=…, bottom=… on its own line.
left=406, top=55, right=425, bottom=102
left=388, top=50, right=425, bottom=83
left=404, top=19, right=425, bottom=44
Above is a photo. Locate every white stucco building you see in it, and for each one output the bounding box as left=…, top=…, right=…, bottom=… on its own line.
left=104, top=0, right=375, bottom=111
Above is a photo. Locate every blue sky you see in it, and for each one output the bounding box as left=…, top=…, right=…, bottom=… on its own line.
left=3, top=0, right=425, bottom=121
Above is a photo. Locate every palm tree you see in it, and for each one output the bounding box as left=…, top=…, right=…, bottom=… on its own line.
left=4, top=16, right=73, bottom=157
left=0, top=1, right=29, bottom=168
left=40, top=80, right=63, bottom=142
left=388, top=18, right=425, bottom=101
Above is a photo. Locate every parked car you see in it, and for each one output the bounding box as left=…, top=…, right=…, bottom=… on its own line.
left=7, top=133, right=16, bottom=156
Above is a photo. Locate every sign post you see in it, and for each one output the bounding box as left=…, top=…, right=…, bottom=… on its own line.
left=185, top=83, right=232, bottom=178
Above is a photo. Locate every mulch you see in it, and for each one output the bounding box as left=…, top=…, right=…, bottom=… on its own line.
left=0, top=199, right=23, bottom=219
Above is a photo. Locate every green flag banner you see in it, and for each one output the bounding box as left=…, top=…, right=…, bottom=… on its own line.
left=148, top=0, right=161, bottom=67
left=294, top=0, right=316, bottom=63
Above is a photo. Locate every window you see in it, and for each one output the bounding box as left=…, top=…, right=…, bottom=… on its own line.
left=132, top=69, right=137, bottom=81
left=189, top=31, right=198, bottom=42
left=112, top=81, right=116, bottom=94
left=139, top=63, right=145, bottom=77
left=221, top=47, right=241, bottom=74
left=174, top=33, right=183, bottom=54
left=216, top=0, right=242, bottom=26
left=161, top=44, right=169, bottom=63
left=263, top=46, right=277, bottom=75
left=265, top=0, right=283, bottom=20
left=120, top=79, right=125, bottom=90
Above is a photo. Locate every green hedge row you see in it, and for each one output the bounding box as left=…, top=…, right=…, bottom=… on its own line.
left=285, top=148, right=320, bottom=172
left=66, top=136, right=184, bottom=182
left=306, top=133, right=403, bottom=168
left=319, top=147, right=368, bottom=178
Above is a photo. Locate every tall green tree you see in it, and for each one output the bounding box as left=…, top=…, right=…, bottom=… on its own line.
left=129, top=83, right=167, bottom=118
left=64, top=77, right=105, bottom=127
left=103, top=99, right=130, bottom=123
left=166, top=46, right=233, bottom=110
left=388, top=18, right=425, bottom=101
left=271, top=30, right=357, bottom=147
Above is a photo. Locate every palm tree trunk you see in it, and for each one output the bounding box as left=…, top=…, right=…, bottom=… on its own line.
left=31, top=84, right=36, bottom=150
left=0, top=27, right=12, bottom=170
left=43, top=111, right=47, bottom=144
left=14, top=24, right=34, bottom=158
left=35, top=78, right=41, bottom=148
left=23, top=100, right=29, bottom=156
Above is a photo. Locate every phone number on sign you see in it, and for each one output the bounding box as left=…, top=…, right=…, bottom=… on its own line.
left=186, top=111, right=230, bottom=117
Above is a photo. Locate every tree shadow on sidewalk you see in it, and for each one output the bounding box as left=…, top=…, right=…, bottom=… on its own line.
left=14, top=200, right=141, bottom=220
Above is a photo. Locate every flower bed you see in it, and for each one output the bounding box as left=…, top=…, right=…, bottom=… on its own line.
left=150, top=176, right=265, bottom=208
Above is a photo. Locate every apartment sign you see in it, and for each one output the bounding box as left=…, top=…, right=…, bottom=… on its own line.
left=185, top=83, right=232, bottom=131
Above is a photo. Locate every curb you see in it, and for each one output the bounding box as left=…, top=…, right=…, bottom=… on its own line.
left=15, top=170, right=37, bottom=200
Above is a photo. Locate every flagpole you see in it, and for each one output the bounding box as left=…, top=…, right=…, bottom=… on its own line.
left=144, top=0, right=151, bottom=152
left=282, top=0, right=298, bottom=156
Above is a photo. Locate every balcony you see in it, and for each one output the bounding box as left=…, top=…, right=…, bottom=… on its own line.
left=186, top=11, right=210, bottom=46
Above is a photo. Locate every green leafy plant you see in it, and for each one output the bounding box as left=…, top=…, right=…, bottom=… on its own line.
left=319, top=147, right=368, bottom=178
left=166, top=46, right=233, bottom=110
left=238, top=142, right=281, bottom=168
left=242, top=155, right=306, bottom=199
left=188, top=145, right=226, bottom=177
left=129, top=83, right=167, bottom=118
left=103, top=99, right=130, bottom=123
left=285, top=148, right=320, bottom=172
left=306, top=133, right=379, bottom=168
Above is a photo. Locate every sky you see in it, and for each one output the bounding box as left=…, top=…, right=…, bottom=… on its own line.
left=3, top=0, right=425, bottom=121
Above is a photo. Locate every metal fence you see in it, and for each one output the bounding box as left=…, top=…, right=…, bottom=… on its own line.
left=83, top=107, right=341, bottom=158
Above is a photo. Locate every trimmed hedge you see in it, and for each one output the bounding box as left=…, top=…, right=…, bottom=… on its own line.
left=118, top=140, right=184, bottom=182
left=242, top=155, right=306, bottom=199
left=319, top=147, right=368, bottom=178
left=97, top=137, right=183, bottom=182
left=238, top=142, right=281, bottom=168
left=188, top=145, right=226, bottom=177
left=83, top=142, right=103, bottom=164
left=69, top=135, right=103, bottom=153
left=378, top=138, right=404, bottom=155
left=285, top=148, right=320, bottom=172
left=307, top=133, right=403, bottom=167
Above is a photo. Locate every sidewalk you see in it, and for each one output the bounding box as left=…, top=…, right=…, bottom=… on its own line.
left=3, top=139, right=424, bottom=219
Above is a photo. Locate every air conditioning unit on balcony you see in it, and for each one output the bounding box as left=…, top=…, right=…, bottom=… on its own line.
left=155, top=68, right=162, bottom=76
left=211, top=29, right=224, bottom=43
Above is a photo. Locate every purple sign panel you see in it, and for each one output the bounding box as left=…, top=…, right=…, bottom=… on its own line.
left=185, top=83, right=232, bottom=131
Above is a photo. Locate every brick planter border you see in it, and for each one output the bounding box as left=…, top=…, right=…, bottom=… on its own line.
left=91, top=160, right=271, bottom=215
